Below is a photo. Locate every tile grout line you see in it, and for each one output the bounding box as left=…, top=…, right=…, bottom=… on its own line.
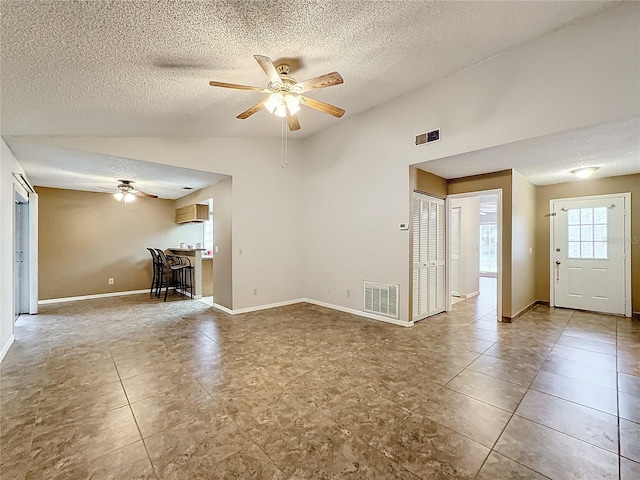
left=616, top=316, right=621, bottom=480
left=475, top=309, right=576, bottom=478
left=110, top=351, right=157, bottom=477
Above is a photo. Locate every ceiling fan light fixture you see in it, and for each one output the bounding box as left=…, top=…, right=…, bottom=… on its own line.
left=285, top=95, right=300, bottom=115
left=571, top=167, right=599, bottom=179
left=265, top=93, right=283, bottom=114
left=114, top=190, right=135, bottom=202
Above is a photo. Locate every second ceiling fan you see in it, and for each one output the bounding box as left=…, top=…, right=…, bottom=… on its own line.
left=209, top=55, right=344, bottom=131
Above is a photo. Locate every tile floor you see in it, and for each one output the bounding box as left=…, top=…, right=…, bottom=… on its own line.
left=1, top=290, right=639, bottom=479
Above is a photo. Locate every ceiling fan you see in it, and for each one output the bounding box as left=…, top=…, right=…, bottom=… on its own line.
left=209, top=55, right=345, bottom=131
left=100, top=180, right=158, bottom=203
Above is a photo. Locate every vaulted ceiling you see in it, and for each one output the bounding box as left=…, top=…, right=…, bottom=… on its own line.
left=1, top=0, right=636, bottom=191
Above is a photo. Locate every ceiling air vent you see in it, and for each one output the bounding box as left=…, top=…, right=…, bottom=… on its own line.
left=415, top=128, right=440, bottom=146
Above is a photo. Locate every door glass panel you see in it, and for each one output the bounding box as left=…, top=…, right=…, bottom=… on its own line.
left=568, top=225, right=580, bottom=241
left=567, top=206, right=608, bottom=260
left=594, top=225, right=607, bottom=242
left=580, top=208, right=593, bottom=224
left=594, top=242, right=607, bottom=259
left=580, top=242, right=593, bottom=258
left=580, top=225, right=593, bottom=241
left=593, top=207, right=607, bottom=224
left=568, top=209, right=581, bottom=225
left=568, top=242, right=581, bottom=258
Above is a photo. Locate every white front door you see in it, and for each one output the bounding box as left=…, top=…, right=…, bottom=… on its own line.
left=552, top=194, right=628, bottom=315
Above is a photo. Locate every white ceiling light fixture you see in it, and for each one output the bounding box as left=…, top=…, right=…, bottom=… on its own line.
left=571, top=166, right=599, bottom=179
left=114, top=190, right=135, bottom=203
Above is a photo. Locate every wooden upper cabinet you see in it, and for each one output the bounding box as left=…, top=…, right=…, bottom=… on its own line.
left=175, top=204, right=209, bottom=223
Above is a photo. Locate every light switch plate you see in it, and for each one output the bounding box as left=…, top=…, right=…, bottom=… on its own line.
left=399, top=223, right=409, bottom=230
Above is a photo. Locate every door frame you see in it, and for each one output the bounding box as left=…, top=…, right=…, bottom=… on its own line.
left=549, top=192, right=631, bottom=317
left=446, top=189, right=502, bottom=321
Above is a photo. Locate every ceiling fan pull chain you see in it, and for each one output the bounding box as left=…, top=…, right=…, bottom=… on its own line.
left=281, top=116, right=288, bottom=169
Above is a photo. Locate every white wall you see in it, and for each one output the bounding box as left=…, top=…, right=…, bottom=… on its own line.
left=0, top=139, right=31, bottom=360
left=38, top=136, right=305, bottom=311
left=302, top=3, right=638, bottom=321
left=511, top=170, right=537, bottom=316
left=451, top=197, right=480, bottom=297
left=7, top=3, right=638, bottom=324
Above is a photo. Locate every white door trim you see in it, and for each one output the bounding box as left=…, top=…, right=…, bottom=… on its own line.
left=446, top=189, right=502, bottom=321
left=549, top=192, right=631, bottom=317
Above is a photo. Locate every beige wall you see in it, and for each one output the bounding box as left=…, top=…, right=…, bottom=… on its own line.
left=37, top=187, right=203, bottom=299
left=176, top=178, right=233, bottom=309
left=535, top=174, right=640, bottom=313
left=414, top=168, right=447, bottom=198
left=511, top=170, right=537, bottom=316
left=448, top=170, right=513, bottom=317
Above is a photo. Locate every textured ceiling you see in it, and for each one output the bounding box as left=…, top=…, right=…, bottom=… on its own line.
left=415, top=117, right=640, bottom=186
left=4, top=138, right=229, bottom=199
left=1, top=0, right=614, bottom=138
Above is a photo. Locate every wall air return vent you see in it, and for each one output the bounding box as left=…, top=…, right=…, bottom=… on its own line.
left=364, top=281, right=399, bottom=319
left=415, top=128, right=440, bottom=146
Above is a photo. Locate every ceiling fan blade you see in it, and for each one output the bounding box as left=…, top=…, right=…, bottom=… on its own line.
left=295, top=72, right=343, bottom=93
left=300, top=96, right=345, bottom=118
left=209, top=81, right=266, bottom=92
left=135, top=191, right=158, bottom=199
left=254, top=55, right=281, bottom=85
left=287, top=114, right=301, bottom=131
left=237, top=100, right=266, bottom=119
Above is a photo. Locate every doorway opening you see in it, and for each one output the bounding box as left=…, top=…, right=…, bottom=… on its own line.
left=200, top=198, right=214, bottom=306
left=14, top=188, right=30, bottom=321
left=447, top=190, right=502, bottom=321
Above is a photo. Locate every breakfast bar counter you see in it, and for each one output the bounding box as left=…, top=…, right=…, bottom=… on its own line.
left=167, top=248, right=206, bottom=298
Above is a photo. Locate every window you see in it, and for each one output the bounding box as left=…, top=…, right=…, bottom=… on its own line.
left=479, top=223, right=497, bottom=274
left=567, top=207, right=607, bottom=259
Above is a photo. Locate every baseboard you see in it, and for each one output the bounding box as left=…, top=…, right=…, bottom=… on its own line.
left=212, top=297, right=413, bottom=327
left=212, top=298, right=306, bottom=315
left=461, top=291, right=480, bottom=299
left=501, top=300, right=540, bottom=323
left=38, top=289, right=149, bottom=304
left=303, top=298, right=414, bottom=327
left=0, top=335, right=15, bottom=363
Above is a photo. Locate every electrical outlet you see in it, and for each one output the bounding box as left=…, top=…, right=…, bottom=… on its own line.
left=108, top=278, right=114, bottom=285
left=215, top=246, right=219, bottom=253
left=253, top=289, right=257, bottom=296
left=347, top=289, right=351, bottom=297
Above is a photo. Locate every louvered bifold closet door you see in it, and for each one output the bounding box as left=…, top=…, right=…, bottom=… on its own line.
left=412, top=193, right=446, bottom=321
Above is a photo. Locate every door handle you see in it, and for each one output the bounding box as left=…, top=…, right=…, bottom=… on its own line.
left=555, top=261, right=561, bottom=282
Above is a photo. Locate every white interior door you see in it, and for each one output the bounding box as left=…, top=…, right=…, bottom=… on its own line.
left=552, top=194, right=628, bottom=315
left=450, top=207, right=461, bottom=297
left=412, top=192, right=445, bottom=321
